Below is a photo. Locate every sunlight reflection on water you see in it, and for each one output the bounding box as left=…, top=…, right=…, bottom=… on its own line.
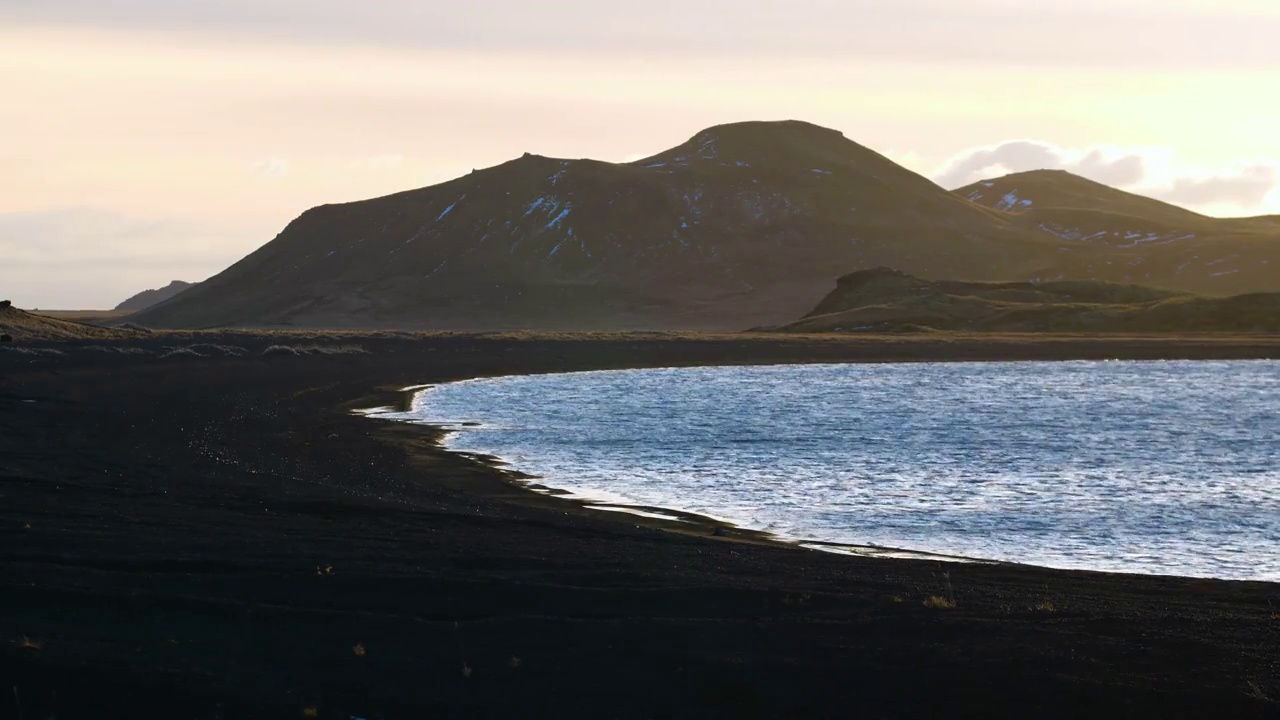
left=382, top=360, right=1280, bottom=581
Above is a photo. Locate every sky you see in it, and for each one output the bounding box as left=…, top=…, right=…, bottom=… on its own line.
left=3, top=0, right=1279, bottom=308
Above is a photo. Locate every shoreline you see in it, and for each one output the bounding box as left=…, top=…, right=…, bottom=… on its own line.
left=4, top=332, right=1279, bottom=718
left=365, top=372, right=1027, bottom=570
left=366, top=360, right=1278, bottom=585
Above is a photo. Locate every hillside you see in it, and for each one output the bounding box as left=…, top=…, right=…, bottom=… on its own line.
left=1, top=303, right=144, bottom=341
left=774, top=267, right=1280, bottom=334
left=130, top=121, right=1054, bottom=330
left=954, top=170, right=1280, bottom=295
left=956, top=169, right=1207, bottom=223
left=116, top=280, right=196, bottom=312
left=130, top=124, right=1280, bottom=331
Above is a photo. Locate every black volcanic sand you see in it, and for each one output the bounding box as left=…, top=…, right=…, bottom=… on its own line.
left=2, top=333, right=1279, bottom=719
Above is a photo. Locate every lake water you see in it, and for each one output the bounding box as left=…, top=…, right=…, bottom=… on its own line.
left=376, top=361, right=1280, bottom=582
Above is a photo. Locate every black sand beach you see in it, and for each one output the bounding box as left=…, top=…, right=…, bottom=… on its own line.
left=3, top=333, right=1279, bottom=718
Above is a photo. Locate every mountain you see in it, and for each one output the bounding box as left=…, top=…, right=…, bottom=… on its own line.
left=955, top=169, right=1206, bottom=223
left=773, top=267, right=1280, bottom=334
left=131, top=124, right=1280, bottom=331
left=953, top=170, right=1280, bottom=295
left=1, top=303, right=143, bottom=341
left=115, top=280, right=196, bottom=312
left=130, top=121, right=1057, bottom=330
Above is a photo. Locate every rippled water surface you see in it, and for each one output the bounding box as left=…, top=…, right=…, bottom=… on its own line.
left=382, top=361, right=1280, bottom=581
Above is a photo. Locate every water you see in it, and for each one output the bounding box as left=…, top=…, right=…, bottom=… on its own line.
left=377, top=361, right=1280, bottom=582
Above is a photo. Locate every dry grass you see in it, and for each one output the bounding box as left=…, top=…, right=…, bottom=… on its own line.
left=0, top=346, right=65, bottom=355
left=32, top=309, right=132, bottom=321
left=923, top=595, right=957, bottom=610
left=188, top=343, right=248, bottom=356
left=1, top=305, right=143, bottom=341
left=1032, top=601, right=1057, bottom=613
left=922, top=569, right=959, bottom=610
left=84, top=345, right=151, bottom=355
left=116, top=322, right=154, bottom=333
left=1245, top=678, right=1273, bottom=703
left=159, top=347, right=205, bottom=358
left=262, top=344, right=370, bottom=356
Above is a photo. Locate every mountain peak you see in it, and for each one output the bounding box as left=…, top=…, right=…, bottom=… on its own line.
left=633, top=119, right=874, bottom=170
left=954, top=169, right=1206, bottom=222
left=128, top=122, right=1280, bottom=331
left=695, top=119, right=846, bottom=142
left=981, top=168, right=1098, bottom=185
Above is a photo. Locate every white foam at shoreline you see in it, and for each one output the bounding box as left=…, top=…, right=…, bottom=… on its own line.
left=364, top=360, right=1280, bottom=582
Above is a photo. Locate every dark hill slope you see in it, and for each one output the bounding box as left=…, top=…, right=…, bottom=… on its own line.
left=0, top=304, right=142, bottom=341
left=132, top=121, right=1055, bottom=330
left=775, top=267, right=1280, bottom=334
left=115, top=280, right=195, bottom=312
left=954, top=170, right=1280, bottom=295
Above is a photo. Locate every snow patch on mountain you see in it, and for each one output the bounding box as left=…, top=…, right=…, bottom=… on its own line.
left=993, top=190, right=1034, bottom=211
left=545, top=206, right=572, bottom=230
left=436, top=195, right=465, bottom=221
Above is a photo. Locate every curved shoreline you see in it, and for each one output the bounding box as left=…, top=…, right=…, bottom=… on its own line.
left=361, top=362, right=1260, bottom=580
left=7, top=331, right=1280, bottom=717
left=361, top=371, right=1012, bottom=566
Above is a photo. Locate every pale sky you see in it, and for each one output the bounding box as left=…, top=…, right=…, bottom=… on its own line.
left=3, top=0, right=1279, bottom=308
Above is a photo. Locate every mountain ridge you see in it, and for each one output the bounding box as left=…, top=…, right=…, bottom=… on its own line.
left=115, top=280, right=196, bottom=312
left=130, top=121, right=1280, bottom=330
left=131, top=121, right=1052, bottom=330
left=955, top=169, right=1208, bottom=222
left=952, top=169, right=1280, bottom=295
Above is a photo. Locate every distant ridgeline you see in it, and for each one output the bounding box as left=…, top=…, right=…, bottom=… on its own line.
left=115, top=280, right=196, bottom=313
left=953, top=169, right=1280, bottom=298
left=126, top=121, right=1280, bottom=331
left=771, top=267, right=1280, bottom=334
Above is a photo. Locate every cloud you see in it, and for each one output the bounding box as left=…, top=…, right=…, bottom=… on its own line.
left=251, top=156, right=290, bottom=178
left=1160, top=165, right=1279, bottom=208
left=933, top=141, right=1280, bottom=214
left=934, top=141, right=1146, bottom=189
left=3, top=0, right=1278, bottom=68
left=1071, top=149, right=1147, bottom=188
